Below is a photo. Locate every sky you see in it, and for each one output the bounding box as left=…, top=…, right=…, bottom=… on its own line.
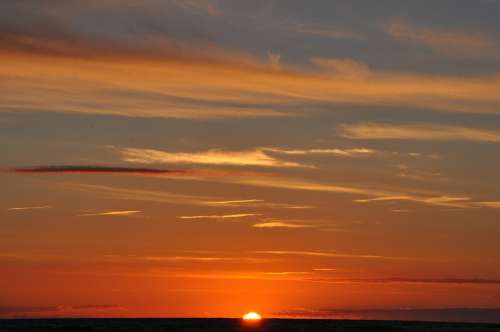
left=1, top=0, right=500, bottom=322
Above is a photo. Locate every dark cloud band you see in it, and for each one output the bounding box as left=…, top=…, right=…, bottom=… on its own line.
left=9, top=165, right=187, bottom=175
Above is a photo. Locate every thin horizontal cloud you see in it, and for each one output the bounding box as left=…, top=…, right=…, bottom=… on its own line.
left=225, top=176, right=480, bottom=209
left=354, top=195, right=473, bottom=209
left=0, top=304, right=126, bottom=318
left=62, top=182, right=216, bottom=206
left=341, top=277, right=500, bottom=285
left=385, top=19, right=500, bottom=59
left=117, top=147, right=309, bottom=168
left=61, top=182, right=312, bottom=211
left=206, top=199, right=265, bottom=205
left=55, top=170, right=499, bottom=210
left=253, top=221, right=314, bottom=229
left=78, top=210, right=141, bottom=217
left=475, top=201, right=500, bottom=209
left=312, top=268, right=336, bottom=272
left=339, top=123, right=500, bottom=143
left=262, top=271, right=311, bottom=276
left=255, top=250, right=410, bottom=261
left=264, top=147, right=376, bottom=157
left=8, top=165, right=263, bottom=178
left=274, top=308, right=500, bottom=323
left=142, top=256, right=237, bottom=262
left=206, top=199, right=316, bottom=210
left=10, top=165, right=187, bottom=175
left=290, top=23, right=362, bottom=40
left=178, top=213, right=261, bottom=220
left=8, top=205, right=51, bottom=211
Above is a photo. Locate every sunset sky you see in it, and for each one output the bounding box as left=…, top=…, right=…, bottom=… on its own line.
left=1, top=0, right=500, bottom=320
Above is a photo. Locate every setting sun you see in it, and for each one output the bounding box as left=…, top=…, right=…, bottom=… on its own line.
left=243, top=312, right=262, bottom=321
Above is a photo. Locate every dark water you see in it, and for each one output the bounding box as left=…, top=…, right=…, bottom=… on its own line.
left=1, top=319, right=500, bottom=332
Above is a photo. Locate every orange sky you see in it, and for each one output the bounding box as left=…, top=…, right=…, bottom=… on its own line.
left=1, top=0, right=500, bottom=321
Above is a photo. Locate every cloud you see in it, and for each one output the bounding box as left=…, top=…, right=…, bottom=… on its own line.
left=267, top=52, right=281, bottom=69
left=2, top=3, right=500, bottom=120
left=206, top=199, right=265, bottom=205
left=310, top=57, right=371, bottom=78
left=0, top=304, right=126, bottom=318
left=252, top=221, right=314, bottom=229
left=178, top=213, right=261, bottom=220
left=264, top=147, right=376, bottom=157
left=339, top=277, right=500, bottom=285
left=255, top=250, right=410, bottom=261
left=61, top=182, right=312, bottom=210
left=224, top=176, right=479, bottom=208
left=290, top=23, right=362, bottom=40
left=62, top=182, right=216, bottom=206
left=354, top=195, right=473, bottom=209
left=385, top=19, right=500, bottom=59
left=9, top=165, right=187, bottom=175
left=274, top=308, right=500, bottom=323
left=141, top=256, right=239, bottom=262
left=39, top=169, right=497, bottom=210
left=3, top=37, right=500, bottom=120
left=475, top=201, right=500, bottom=209
left=78, top=210, right=141, bottom=217
left=171, top=0, right=221, bottom=16
left=116, top=146, right=377, bottom=169
left=8, top=165, right=262, bottom=178
left=338, top=123, right=500, bottom=143
left=8, top=205, right=51, bottom=211
left=117, top=147, right=309, bottom=168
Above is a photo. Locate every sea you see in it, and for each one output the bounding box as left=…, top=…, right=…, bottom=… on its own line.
left=1, top=319, right=500, bottom=332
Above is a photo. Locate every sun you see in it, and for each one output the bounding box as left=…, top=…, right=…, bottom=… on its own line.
left=242, top=312, right=262, bottom=321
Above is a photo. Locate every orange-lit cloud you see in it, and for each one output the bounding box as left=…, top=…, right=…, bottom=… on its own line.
left=117, top=147, right=308, bottom=168
left=385, top=19, right=500, bottom=59
left=3, top=40, right=500, bottom=120
left=339, top=123, right=500, bottom=143
left=178, top=213, right=262, bottom=220
left=78, top=210, right=141, bottom=217
left=8, top=205, right=51, bottom=211
left=252, top=221, right=314, bottom=229
left=255, top=250, right=410, bottom=261
left=264, top=147, right=376, bottom=157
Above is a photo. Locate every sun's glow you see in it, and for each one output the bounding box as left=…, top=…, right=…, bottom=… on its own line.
left=243, top=312, right=262, bottom=321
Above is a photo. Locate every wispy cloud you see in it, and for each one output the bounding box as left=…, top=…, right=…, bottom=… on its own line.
left=474, top=201, right=500, bottom=209
left=290, top=23, right=362, bottom=40
left=385, top=19, right=500, bottom=59
left=264, top=147, right=376, bottom=157
left=206, top=199, right=265, bottom=205
left=62, top=182, right=215, bottom=206
left=178, top=213, right=261, bottom=220
left=3, top=40, right=500, bottom=120
left=224, top=176, right=479, bottom=208
left=255, top=250, right=410, bottom=261
left=8, top=205, right=51, bottom=211
left=354, top=195, right=473, bottom=209
left=339, top=123, right=500, bottom=143
left=171, top=0, right=221, bottom=16
left=78, top=210, right=141, bottom=217
left=253, top=221, right=315, bottom=229
left=117, top=147, right=309, bottom=168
